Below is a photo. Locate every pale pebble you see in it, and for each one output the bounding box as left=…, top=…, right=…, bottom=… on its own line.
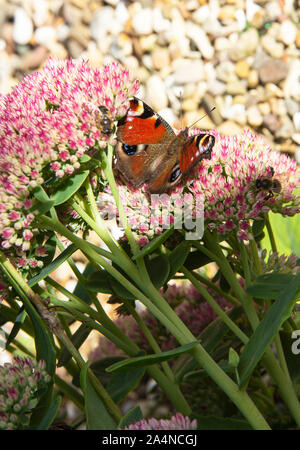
left=153, top=8, right=170, bottom=33
left=186, top=24, right=214, bottom=60
left=217, top=120, right=243, bottom=136
left=132, top=8, right=153, bottom=35
left=32, top=0, right=49, bottom=27
left=292, top=135, right=300, bottom=146
left=284, top=60, right=300, bottom=101
left=13, top=7, right=33, bottom=45
left=285, top=98, right=299, bottom=116
left=90, top=7, right=115, bottom=41
left=34, top=26, right=57, bottom=46
left=145, top=75, right=168, bottom=111
left=247, top=69, right=259, bottom=88
left=56, top=24, right=70, bottom=42
left=229, top=28, right=259, bottom=60
left=215, top=61, right=235, bottom=83
left=246, top=0, right=263, bottom=22
left=192, top=5, right=210, bottom=24
left=293, top=112, right=300, bottom=131
left=224, top=104, right=247, bottom=125
left=247, top=105, right=263, bottom=127
left=275, top=116, right=294, bottom=139
left=226, top=75, right=247, bottom=95
left=258, top=102, right=271, bottom=115
left=173, top=59, right=205, bottom=84
left=279, top=20, right=298, bottom=46
left=207, top=79, right=226, bottom=96
left=261, top=35, right=284, bottom=58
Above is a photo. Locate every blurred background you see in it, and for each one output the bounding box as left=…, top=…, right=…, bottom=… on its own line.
left=0, top=0, right=299, bottom=161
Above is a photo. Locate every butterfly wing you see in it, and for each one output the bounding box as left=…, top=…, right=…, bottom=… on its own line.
left=179, top=134, right=215, bottom=174
left=116, top=97, right=175, bottom=186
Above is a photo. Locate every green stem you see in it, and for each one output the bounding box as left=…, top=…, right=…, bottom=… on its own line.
left=126, top=300, right=175, bottom=382
left=182, top=266, right=249, bottom=345
left=101, top=144, right=139, bottom=256
left=249, top=239, right=263, bottom=275
left=264, top=213, right=277, bottom=253
left=189, top=270, right=240, bottom=307
left=54, top=374, right=84, bottom=411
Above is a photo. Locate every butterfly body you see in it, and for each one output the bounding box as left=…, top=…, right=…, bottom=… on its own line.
left=116, top=97, right=215, bottom=193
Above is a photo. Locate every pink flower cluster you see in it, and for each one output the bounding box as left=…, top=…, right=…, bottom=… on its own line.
left=101, top=129, right=299, bottom=244
left=89, top=282, right=229, bottom=361
left=123, top=413, right=197, bottom=430
left=0, top=357, right=51, bottom=430
left=261, top=250, right=300, bottom=274
left=0, top=58, right=138, bottom=272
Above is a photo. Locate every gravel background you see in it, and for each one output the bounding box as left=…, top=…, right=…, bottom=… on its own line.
left=0, top=0, right=300, bottom=162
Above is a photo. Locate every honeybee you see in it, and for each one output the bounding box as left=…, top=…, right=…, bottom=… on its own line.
left=255, top=167, right=282, bottom=199
left=96, top=105, right=113, bottom=136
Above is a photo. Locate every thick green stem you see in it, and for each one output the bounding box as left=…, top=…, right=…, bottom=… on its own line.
left=182, top=266, right=249, bottom=345
left=264, top=213, right=277, bottom=253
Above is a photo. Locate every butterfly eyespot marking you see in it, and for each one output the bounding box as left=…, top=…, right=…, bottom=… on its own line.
left=122, top=144, right=137, bottom=155
left=122, top=144, right=148, bottom=155
left=169, top=165, right=182, bottom=183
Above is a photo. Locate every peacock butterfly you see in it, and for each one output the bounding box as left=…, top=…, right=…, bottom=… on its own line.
left=115, top=97, right=215, bottom=194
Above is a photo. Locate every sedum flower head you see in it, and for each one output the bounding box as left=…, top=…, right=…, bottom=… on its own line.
left=123, top=413, right=197, bottom=430
left=101, top=129, right=299, bottom=244
left=0, top=356, right=51, bottom=430
left=261, top=250, right=300, bottom=274
left=0, top=58, right=138, bottom=285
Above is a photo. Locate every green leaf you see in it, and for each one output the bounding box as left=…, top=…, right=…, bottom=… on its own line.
left=246, top=273, right=295, bottom=299
left=195, top=415, right=252, bottom=430
left=168, top=241, right=191, bottom=280
left=145, top=254, right=170, bottom=288
left=72, top=262, right=96, bottom=305
left=58, top=324, right=91, bottom=367
left=118, top=406, right=143, bottom=429
left=132, top=226, right=174, bottom=260
left=176, top=307, right=242, bottom=381
left=5, top=306, right=26, bottom=348
left=238, top=273, right=300, bottom=388
left=106, top=341, right=200, bottom=372
left=31, top=200, right=55, bottom=216
left=28, top=244, right=77, bottom=287
left=86, top=269, right=114, bottom=294
left=107, top=366, right=145, bottom=404
left=184, top=250, right=211, bottom=270
left=41, top=234, right=57, bottom=267
left=80, top=361, right=117, bottom=430
left=108, top=274, right=136, bottom=300
left=72, top=356, right=125, bottom=388
left=252, top=218, right=265, bottom=237
left=51, top=170, right=89, bottom=206
left=261, top=212, right=300, bottom=257
left=34, top=396, right=62, bottom=430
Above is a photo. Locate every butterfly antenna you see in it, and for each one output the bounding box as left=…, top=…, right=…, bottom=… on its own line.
left=187, top=106, right=216, bottom=129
